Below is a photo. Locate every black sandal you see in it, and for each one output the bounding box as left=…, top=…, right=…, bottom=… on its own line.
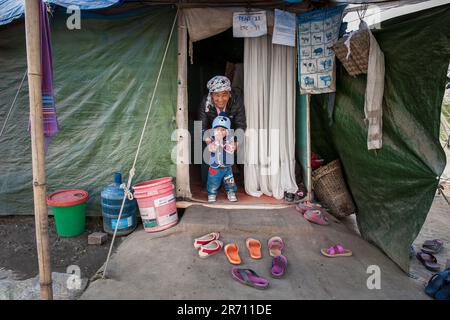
left=284, top=192, right=295, bottom=202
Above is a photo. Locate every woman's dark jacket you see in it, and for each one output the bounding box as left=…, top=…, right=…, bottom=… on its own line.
left=198, top=87, right=247, bottom=135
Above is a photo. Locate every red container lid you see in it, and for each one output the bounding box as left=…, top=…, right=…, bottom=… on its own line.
left=47, top=189, right=89, bottom=207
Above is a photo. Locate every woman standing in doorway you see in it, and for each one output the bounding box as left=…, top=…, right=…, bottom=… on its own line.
left=198, top=76, right=247, bottom=188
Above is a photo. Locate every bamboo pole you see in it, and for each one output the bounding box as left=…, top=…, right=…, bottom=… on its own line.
left=24, top=0, right=53, bottom=300
left=176, top=10, right=192, bottom=199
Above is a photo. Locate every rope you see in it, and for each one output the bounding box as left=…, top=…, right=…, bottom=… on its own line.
left=357, top=3, right=369, bottom=22
left=101, top=9, right=179, bottom=279
left=0, top=70, right=27, bottom=138
left=120, top=183, right=134, bottom=201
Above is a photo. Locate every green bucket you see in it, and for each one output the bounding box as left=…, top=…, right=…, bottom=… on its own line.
left=47, top=189, right=89, bottom=237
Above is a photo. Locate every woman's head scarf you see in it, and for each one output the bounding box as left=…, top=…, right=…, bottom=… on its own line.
left=205, top=76, right=232, bottom=112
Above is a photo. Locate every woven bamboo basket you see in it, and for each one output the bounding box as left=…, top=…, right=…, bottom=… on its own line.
left=312, top=160, right=356, bottom=218
left=332, top=29, right=370, bottom=76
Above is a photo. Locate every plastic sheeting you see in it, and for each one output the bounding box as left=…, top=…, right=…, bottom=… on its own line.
left=0, top=0, right=23, bottom=25
left=0, top=7, right=178, bottom=215
left=310, top=4, right=449, bottom=271
left=49, top=0, right=122, bottom=10
left=0, top=0, right=122, bottom=26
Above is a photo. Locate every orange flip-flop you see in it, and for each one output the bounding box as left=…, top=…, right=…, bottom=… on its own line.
left=246, top=238, right=262, bottom=259
left=224, top=243, right=242, bottom=265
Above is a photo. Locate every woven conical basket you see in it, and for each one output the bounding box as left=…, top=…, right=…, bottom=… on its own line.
left=312, top=160, right=356, bottom=218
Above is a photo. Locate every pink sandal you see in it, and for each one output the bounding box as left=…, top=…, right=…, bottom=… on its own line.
left=268, top=236, right=284, bottom=257
left=295, top=201, right=322, bottom=214
left=303, top=209, right=329, bottom=225
left=321, top=244, right=352, bottom=257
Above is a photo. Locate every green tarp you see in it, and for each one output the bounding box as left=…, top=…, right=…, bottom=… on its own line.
left=0, top=7, right=178, bottom=215
left=310, top=4, right=450, bottom=271
left=1, top=4, right=449, bottom=273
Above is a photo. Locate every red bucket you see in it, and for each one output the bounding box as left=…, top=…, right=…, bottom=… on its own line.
left=133, top=177, right=178, bottom=232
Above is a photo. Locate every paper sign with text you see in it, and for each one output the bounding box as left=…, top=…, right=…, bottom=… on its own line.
left=233, top=11, right=267, bottom=38
left=272, top=9, right=296, bottom=47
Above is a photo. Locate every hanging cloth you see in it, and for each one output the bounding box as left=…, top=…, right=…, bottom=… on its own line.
left=244, top=35, right=298, bottom=199
left=39, top=1, right=59, bottom=152
left=362, top=21, right=385, bottom=150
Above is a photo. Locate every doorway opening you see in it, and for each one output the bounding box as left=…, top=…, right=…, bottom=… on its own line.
left=187, top=29, right=290, bottom=206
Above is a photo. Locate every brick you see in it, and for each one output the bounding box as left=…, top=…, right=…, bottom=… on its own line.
left=88, top=232, right=107, bottom=245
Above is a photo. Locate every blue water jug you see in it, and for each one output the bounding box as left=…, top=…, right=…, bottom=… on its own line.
left=101, top=172, right=138, bottom=236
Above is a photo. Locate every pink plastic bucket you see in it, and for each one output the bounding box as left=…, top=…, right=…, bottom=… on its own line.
left=133, top=177, right=178, bottom=232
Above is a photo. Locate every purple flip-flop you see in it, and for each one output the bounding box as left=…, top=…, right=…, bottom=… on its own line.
left=422, top=239, right=444, bottom=254
left=271, top=254, right=288, bottom=278
left=231, top=267, right=269, bottom=290
left=303, top=209, right=329, bottom=225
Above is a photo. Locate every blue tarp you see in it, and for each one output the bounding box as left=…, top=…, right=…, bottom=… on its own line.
left=0, top=0, right=122, bottom=26
left=0, top=0, right=24, bottom=25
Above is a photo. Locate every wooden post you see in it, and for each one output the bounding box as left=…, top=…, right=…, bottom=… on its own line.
left=176, top=10, right=192, bottom=199
left=24, top=0, right=53, bottom=300
left=306, top=94, right=312, bottom=201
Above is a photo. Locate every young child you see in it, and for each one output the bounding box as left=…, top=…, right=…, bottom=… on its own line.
left=207, top=113, right=238, bottom=202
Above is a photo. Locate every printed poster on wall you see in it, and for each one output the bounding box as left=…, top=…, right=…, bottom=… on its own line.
left=297, top=6, right=344, bottom=94
left=233, top=11, right=267, bottom=38
left=272, top=9, right=296, bottom=47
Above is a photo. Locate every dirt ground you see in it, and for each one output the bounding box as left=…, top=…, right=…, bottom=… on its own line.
left=0, top=216, right=122, bottom=281
left=0, top=188, right=448, bottom=290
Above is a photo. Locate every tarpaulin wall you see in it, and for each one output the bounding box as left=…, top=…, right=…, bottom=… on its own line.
left=0, top=7, right=178, bottom=215
left=310, top=4, right=450, bottom=271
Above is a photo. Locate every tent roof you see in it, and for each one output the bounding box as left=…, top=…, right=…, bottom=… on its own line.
left=0, top=0, right=446, bottom=27
left=0, top=0, right=332, bottom=26
left=0, top=0, right=122, bottom=26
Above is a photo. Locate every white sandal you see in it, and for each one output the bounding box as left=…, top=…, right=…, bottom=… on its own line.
left=193, top=232, right=220, bottom=249
left=198, top=240, right=224, bottom=258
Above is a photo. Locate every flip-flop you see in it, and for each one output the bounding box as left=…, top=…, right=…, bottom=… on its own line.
left=231, top=267, right=269, bottom=290
left=295, top=201, right=322, bottom=214
left=224, top=243, right=242, bottom=265
left=321, top=244, right=353, bottom=257
left=294, top=190, right=306, bottom=202
left=422, top=239, right=444, bottom=254
left=271, top=254, right=288, bottom=278
left=268, top=236, right=284, bottom=257
left=303, top=209, right=329, bottom=225
left=416, top=252, right=441, bottom=272
left=246, top=238, right=262, bottom=259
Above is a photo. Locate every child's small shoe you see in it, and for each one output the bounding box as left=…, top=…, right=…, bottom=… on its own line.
left=227, top=192, right=237, bottom=202
left=208, top=194, right=217, bottom=202
left=194, top=232, right=220, bottom=249
left=198, top=240, right=223, bottom=258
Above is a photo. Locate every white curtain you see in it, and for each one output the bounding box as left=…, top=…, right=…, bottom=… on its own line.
left=244, top=36, right=298, bottom=199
